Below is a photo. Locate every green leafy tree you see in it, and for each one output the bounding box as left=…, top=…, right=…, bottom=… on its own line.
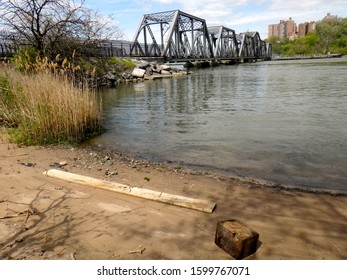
left=316, top=19, right=340, bottom=53
left=265, top=35, right=284, bottom=54
left=305, top=33, right=319, bottom=48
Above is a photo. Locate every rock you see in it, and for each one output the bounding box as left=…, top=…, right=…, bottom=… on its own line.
left=138, top=62, right=151, bottom=69
left=50, top=161, right=68, bottom=168
left=131, top=68, right=146, bottom=78
left=151, top=64, right=159, bottom=73
left=160, top=70, right=171, bottom=75
left=104, top=71, right=116, bottom=81
left=104, top=71, right=117, bottom=86
left=160, top=64, right=171, bottom=71
left=145, top=67, right=153, bottom=76
left=20, top=162, right=35, bottom=167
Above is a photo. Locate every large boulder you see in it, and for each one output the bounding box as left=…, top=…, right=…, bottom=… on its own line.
left=138, top=61, right=151, bottom=69
left=159, top=64, right=171, bottom=71
left=131, top=68, right=146, bottom=78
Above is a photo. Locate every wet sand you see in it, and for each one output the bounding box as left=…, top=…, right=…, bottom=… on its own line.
left=1, top=135, right=347, bottom=260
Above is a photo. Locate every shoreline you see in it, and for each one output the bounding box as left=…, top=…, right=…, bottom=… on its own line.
left=90, top=143, right=347, bottom=197
left=1, top=136, right=347, bottom=260
left=272, top=53, right=343, bottom=61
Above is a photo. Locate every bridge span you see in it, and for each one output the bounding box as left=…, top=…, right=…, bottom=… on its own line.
left=1, top=9, right=272, bottom=62
left=130, top=10, right=272, bottom=62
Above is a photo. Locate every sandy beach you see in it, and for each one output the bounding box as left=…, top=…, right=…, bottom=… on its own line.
left=1, top=134, right=346, bottom=260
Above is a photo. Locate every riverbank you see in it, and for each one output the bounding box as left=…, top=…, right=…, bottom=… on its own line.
left=1, top=135, right=347, bottom=260
left=272, top=53, right=343, bottom=61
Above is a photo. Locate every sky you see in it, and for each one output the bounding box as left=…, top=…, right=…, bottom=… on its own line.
left=85, top=0, right=347, bottom=40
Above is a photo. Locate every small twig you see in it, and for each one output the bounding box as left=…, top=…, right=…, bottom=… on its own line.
left=3, top=153, right=29, bottom=158
left=0, top=209, right=36, bottom=220
left=71, top=252, right=76, bottom=260
left=0, top=214, right=21, bottom=219
left=23, top=210, right=30, bottom=224
left=128, top=246, right=146, bottom=254
left=57, top=247, right=66, bottom=255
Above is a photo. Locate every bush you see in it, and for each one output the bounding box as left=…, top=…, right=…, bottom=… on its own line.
left=11, top=47, right=41, bottom=72
left=0, top=67, right=103, bottom=145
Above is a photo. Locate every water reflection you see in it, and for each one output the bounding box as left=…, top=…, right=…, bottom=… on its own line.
left=89, top=57, right=347, bottom=193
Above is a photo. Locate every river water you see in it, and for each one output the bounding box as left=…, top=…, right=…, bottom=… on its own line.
left=89, top=57, right=347, bottom=193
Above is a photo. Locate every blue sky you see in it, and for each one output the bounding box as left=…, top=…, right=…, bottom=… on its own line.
left=85, top=0, right=347, bottom=40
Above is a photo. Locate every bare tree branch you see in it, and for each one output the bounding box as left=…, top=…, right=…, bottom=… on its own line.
left=0, top=0, right=121, bottom=58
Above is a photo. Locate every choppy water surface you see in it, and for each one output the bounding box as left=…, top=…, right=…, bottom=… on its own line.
left=90, top=57, right=347, bottom=193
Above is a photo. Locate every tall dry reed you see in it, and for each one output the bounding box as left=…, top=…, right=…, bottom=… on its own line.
left=0, top=57, right=102, bottom=145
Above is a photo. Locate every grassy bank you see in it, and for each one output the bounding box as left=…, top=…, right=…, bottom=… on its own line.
left=0, top=64, right=102, bottom=145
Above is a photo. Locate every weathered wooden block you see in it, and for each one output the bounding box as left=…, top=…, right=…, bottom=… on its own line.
left=215, top=219, right=259, bottom=259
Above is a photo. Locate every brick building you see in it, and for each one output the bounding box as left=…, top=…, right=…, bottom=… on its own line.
left=268, top=13, right=339, bottom=39
left=323, top=13, right=338, bottom=22
left=298, top=22, right=316, bottom=37
left=268, top=18, right=297, bottom=40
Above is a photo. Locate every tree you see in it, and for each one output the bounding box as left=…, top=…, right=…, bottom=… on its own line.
left=0, top=0, right=122, bottom=58
left=265, top=35, right=283, bottom=54
left=316, top=19, right=340, bottom=53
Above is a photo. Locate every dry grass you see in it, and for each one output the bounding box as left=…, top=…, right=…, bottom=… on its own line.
left=0, top=56, right=102, bottom=145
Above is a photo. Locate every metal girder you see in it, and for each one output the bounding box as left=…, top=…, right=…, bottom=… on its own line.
left=130, top=9, right=214, bottom=60
left=130, top=10, right=272, bottom=61
left=208, top=26, right=239, bottom=59
left=237, top=31, right=272, bottom=60
left=265, top=42, right=272, bottom=59
left=237, top=33, right=254, bottom=58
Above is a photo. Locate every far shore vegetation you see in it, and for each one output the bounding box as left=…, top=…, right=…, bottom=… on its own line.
left=266, top=16, right=347, bottom=56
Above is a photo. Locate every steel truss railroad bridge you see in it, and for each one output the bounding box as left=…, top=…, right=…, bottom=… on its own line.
left=1, top=10, right=272, bottom=62
left=130, top=10, right=272, bottom=62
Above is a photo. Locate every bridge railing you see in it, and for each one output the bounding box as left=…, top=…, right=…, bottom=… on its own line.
left=0, top=43, right=17, bottom=58
left=0, top=34, right=18, bottom=58
left=1, top=38, right=272, bottom=61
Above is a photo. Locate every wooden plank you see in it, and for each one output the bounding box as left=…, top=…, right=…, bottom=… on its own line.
left=43, top=169, right=216, bottom=213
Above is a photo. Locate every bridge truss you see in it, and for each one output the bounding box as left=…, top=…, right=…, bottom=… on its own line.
left=130, top=10, right=214, bottom=60
left=1, top=10, right=272, bottom=62
left=208, top=26, right=239, bottom=60
left=130, top=10, right=271, bottom=62
left=237, top=32, right=272, bottom=61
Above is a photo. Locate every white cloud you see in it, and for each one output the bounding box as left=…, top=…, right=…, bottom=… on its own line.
left=84, top=0, right=347, bottom=39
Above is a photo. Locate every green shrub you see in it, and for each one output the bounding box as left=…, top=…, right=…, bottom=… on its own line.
left=121, top=58, right=136, bottom=69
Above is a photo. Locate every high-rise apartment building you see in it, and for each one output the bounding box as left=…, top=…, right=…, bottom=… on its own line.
left=268, top=18, right=297, bottom=40
left=268, top=13, right=339, bottom=39
left=298, top=22, right=316, bottom=37
left=323, top=13, right=338, bottom=22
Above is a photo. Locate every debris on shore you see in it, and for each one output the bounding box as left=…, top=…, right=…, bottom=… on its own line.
left=102, top=60, right=190, bottom=86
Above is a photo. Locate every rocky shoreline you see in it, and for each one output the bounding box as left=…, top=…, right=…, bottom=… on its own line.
left=102, top=60, right=190, bottom=86
left=101, top=58, right=244, bottom=86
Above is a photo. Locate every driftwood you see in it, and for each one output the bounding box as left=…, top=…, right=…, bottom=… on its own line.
left=43, top=169, right=216, bottom=213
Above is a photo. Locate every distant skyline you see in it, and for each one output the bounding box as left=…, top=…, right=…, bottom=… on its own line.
left=85, top=0, right=347, bottom=40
